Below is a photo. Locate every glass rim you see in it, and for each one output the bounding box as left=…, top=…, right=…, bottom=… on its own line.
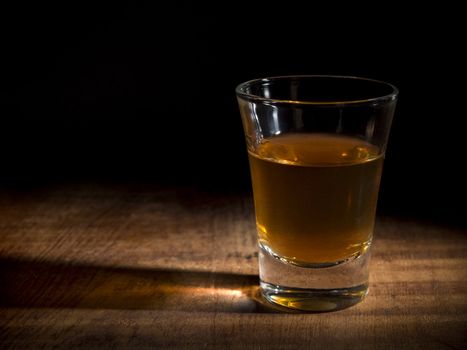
left=235, top=75, right=399, bottom=106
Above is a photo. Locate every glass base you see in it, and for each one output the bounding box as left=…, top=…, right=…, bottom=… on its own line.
left=260, top=281, right=368, bottom=312
left=259, top=244, right=370, bottom=312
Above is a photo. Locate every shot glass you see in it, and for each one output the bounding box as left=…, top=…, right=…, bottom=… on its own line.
left=236, top=76, right=398, bottom=311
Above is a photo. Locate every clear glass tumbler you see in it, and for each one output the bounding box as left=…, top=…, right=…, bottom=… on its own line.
left=236, top=76, right=398, bottom=311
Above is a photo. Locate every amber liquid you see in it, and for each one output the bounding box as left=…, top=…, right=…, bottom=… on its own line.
left=248, top=133, right=383, bottom=264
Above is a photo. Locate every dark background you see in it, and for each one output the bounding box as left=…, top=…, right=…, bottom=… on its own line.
left=1, top=2, right=465, bottom=226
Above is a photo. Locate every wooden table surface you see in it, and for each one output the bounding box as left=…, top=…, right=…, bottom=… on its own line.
left=0, top=184, right=466, bottom=349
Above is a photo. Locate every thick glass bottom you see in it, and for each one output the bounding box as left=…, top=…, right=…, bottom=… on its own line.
left=259, top=244, right=371, bottom=312
left=260, top=281, right=368, bottom=312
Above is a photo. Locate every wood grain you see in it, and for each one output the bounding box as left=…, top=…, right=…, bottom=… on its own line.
left=0, top=184, right=466, bottom=349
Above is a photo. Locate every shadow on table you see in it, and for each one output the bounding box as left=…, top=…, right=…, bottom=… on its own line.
left=0, top=257, right=291, bottom=314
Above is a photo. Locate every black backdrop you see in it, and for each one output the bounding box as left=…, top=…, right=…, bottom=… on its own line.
left=1, top=2, right=465, bottom=226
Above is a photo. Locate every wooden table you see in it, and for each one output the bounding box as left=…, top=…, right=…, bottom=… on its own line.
left=0, top=185, right=466, bottom=349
